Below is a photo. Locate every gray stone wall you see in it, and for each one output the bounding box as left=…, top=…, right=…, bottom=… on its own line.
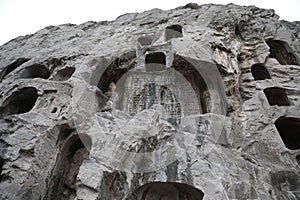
left=0, top=3, right=299, bottom=200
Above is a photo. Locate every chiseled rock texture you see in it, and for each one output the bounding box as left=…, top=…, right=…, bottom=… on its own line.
left=0, top=3, right=300, bottom=200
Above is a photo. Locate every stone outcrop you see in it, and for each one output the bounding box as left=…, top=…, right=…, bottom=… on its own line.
left=0, top=3, right=300, bottom=200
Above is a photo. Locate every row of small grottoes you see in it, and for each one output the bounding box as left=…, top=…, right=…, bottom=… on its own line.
left=0, top=58, right=75, bottom=83
left=250, top=39, right=299, bottom=107
left=138, top=24, right=183, bottom=46
left=250, top=40, right=300, bottom=153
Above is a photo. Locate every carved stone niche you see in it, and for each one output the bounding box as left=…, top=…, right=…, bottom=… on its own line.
left=165, top=24, right=183, bottom=41
left=114, top=54, right=212, bottom=127
left=0, top=87, right=39, bottom=119
left=275, top=117, right=300, bottom=150
left=145, top=52, right=166, bottom=72
left=251, top=63, right=271, bottom=80
left=263, top=87, right=290, bottom=106
left=46, top=130, right=90, bottom=200
left=266, top=40, right=300, bottom=65
left=134, top=182, right=204, bottom=200
left=97, top=52, right=227, bottom=127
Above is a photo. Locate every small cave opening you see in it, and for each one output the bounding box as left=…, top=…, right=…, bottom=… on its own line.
left=52, top=67, right=75, bottom=81
left=47, top=133, right=90, bottom=200
left=263, top=87, right=290, bottom=106
left=133, top=182, right=204, bottom=200
left=18, top=64, right=50, bottom=79
left=296, top=155, right=300, bottom=166
left=172, top=56, right=209, bottom=113
left=0, top=58, right=30, bottom=82
left=138, top=36, right=153, bottom=46
left=275, top=117, right=300, bottom=150
left=98, top=53, right=136, bottom=94
left=251, top=64, right=271, bottom=80
left=0, top=87, right=38, bottom=118
left=145, top=52, right=166, bottom=72
left=165, top=24, right=183, bottom=41
left=0, top=157, right=4, bottom=175
left=266, top=40, right=300, bottom=65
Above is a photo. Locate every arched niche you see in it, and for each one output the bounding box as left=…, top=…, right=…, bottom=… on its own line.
left=0, top=87, right=38, bottom=119
left=266, top=40, right=300, bottom=65
left=97, top=51, right=136, bottom=94
left=51, top=67, right=75, bottom=81
left=275, top=117, right=300, bottom=150
left=171, top=56, right=208, bottom=113
left=263, top=87, right=290, bottom=106
left=172, top=55, right=227, bottom=115
left=18, top=64, right=50, bottom=79
left=0, top=58, right=30, bottom=82
left=46, top=132, right=90, bottom=200
left=134, top=182, right=204, bottom=200
left=138, top=36, right=153, bottom=46
left=251, top=64, right=271, bottom=80
left=145, top=52, right=166, bottom=72
left=165, top=24, right=183, bottom=41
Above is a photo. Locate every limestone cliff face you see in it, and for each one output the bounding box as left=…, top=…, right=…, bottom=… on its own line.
left=0, top=3, right=300, bottom=200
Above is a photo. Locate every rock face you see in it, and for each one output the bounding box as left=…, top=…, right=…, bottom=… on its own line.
left=0, top=3, right=300, bottom=200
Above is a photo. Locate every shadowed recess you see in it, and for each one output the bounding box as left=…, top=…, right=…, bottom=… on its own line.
left=165, top=24, right=183, bottom=41
left=145, top=52, right=166, bottom=72
left=0, top=87, right=38, bottom=118
left=0, top=157, right=4, bottom=175
left=0, top=58, right=30, bottom=82
left=275, top=117, right=300, bottom=150
left=46, top=133, right=90, bottom=200
left=98, top=52, right=136, bottom=94
left=18, top=64, right=50, bottom=79
left=52, top=67, right=75, bottom=81
left=251, top=63, right=271, bottom=80
left=296, top=155, right=300, bottom=166
left=266, top=40, right=300, bottom=65
left=138, top=36, right=153, bottom=46
left=263, top=87, right=290, bottom=106
left=134, top=182, right=204, bottom=200
left=172, top=55, right=209, bottom=113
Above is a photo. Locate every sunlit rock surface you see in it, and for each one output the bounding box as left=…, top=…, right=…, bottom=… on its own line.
left=0, top=3, right=300, bottom=200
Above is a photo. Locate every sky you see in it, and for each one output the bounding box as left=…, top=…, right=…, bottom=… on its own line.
left=0, top=0, right=299, bottom=46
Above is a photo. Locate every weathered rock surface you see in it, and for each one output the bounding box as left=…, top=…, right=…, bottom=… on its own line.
left=0, top=3, right=300, bottom=200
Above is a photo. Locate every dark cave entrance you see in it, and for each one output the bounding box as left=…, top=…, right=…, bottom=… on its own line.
left=266, top=40, right=299, bottom=65
left=145, top=52, right=166, bottom=72
left=134, top=182, right=204, bottom=200
left=165, top=24, right=183, bottom=41
left=0, top=87, right=38, bottom=118
left=18, top=64, right=50, bottom=79
left=275, top=117, right=300, bottom=150
left=0, top=58, right=30, bottom=82
left=251, top=64, right=271, bottom=80
left=263, top=87, right=290, bottom=106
